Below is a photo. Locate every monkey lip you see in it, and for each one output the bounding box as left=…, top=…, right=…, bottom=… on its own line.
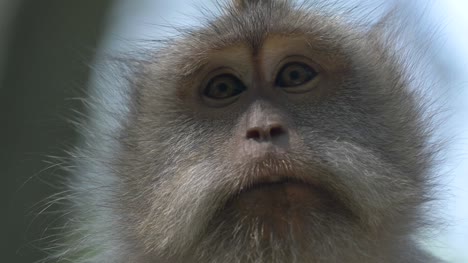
left=239, top=175, right=311, bottom=193
left=223, top=157, right=332, bottom=222
left=227, top=175, right=325, bottom=236
left=233, top=174, right=322, bottom=209
left=220, top=171, right=350, bottom=239
left=236, top=165, right=322, bottom=192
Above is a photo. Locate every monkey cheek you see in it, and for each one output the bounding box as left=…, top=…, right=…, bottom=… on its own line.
left=230, top=183, right=323, bottom=239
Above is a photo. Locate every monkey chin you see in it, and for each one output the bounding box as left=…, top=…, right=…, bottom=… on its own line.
left=227, top=180, right=329, bottom=241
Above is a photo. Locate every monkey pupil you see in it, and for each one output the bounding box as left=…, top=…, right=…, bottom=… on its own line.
left=289, top=70, right=301, bottom=82
left=217, top=83, right=228, bottom=93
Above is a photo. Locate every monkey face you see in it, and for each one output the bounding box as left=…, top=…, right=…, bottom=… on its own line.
left=114, top=1, right=434, bottom=262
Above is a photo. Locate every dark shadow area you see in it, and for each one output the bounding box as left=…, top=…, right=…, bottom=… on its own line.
left=0, top=1, right=113, bottom=262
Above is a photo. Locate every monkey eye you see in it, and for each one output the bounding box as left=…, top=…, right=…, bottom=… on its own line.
left=203, top=74, right=246, bottom=100
left=276, top=62, right=318, bottom=89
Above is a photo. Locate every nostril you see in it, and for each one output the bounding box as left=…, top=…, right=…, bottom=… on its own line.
left=246, top=128, right=262, bottom=140
left=269, top=125, right=286, bottom=138
left=246, top=125, right=287, bottom=141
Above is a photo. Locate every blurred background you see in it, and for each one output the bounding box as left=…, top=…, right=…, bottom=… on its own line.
left=1, top=0, right=467, bottom=262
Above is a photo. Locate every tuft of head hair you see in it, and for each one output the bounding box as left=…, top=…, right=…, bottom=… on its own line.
left=232, top=0, right=290, bottom=11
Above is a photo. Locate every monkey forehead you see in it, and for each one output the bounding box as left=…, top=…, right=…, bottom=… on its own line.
left=160, top=4, right=362, bottom=78
left=165, top=35, right=347, bottom=88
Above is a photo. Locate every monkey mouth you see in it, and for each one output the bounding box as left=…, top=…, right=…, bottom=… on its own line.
left=213, top=165, right=355, bottom=240
left=230, top=173, right=325, bottom=213
left=238, top=175, right=312, bottom=194
left=217, top=157, right=350, bottom=231
left=220, top=174, right=329, bottom=239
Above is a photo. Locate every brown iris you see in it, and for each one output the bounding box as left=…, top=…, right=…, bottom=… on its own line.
left=203, top=74, right=246, bottom=100
left=276, top=62, right=317, bottom=88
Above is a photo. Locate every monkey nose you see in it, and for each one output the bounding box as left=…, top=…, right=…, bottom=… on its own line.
left=245, top=123, right=287, bottom=142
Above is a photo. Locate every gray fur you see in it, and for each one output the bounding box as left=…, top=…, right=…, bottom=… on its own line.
left=47, top=1, right=442, bottom=262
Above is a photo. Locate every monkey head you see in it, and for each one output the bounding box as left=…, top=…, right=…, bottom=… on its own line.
left=67, top=1, right=438, bottom=262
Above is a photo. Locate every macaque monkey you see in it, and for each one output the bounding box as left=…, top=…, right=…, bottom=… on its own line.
left=50, top=0, right=442, bottom=262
